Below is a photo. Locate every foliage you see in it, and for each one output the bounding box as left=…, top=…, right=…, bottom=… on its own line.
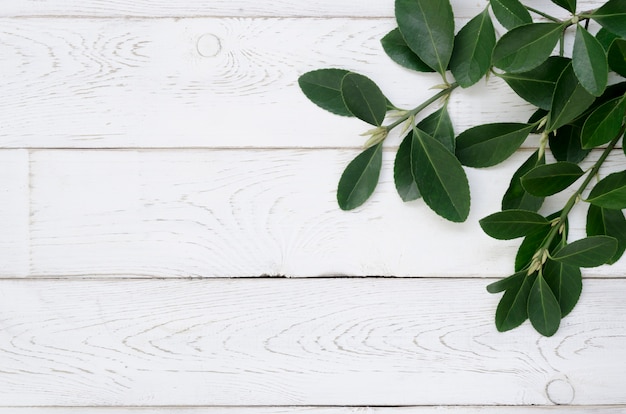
left=299, top=0, right=626, bottom=336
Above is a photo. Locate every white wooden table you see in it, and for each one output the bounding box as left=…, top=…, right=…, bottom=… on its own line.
left=1, top=0, right=625, bottom=412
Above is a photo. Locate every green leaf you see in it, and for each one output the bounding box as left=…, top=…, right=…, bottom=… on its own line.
left=549, top=124, right=591, bottom=164
left=449, top=8, right=496, bottom=88
left=503, top=150, right=545, bottom=211
left=543, top=259, right=582, bottom=317
left=515, top=212, right=565, bottom=271
left=521, top=162, right=584, bottom=197
left=395, top=0, right=455, bottom=76
left=550, top=0, right=576, bottom=13
left=581, top=96, right=626, bottom=149
left=492, top=23, right=564, bottom=73
left=417, top=105, right=455, bottom=152
left=455, top=123, right=533, bottom=168
left=394, top=132, right=420, bottom=202
left=487, top=270, right=526, bottom=293
left=572, top=25, right=608, bottom=96
left=496, top=273, right=536, bottom=332
left=608, top=39, right=626, bottom=77
left=337, top=143, right=383, bottom=210
left=500, top=56, right=571, bottom=110
left=298, top=69, right=354, bottom=117
left=586, top=204, right=626, bottom=264
left=411, top=129, right=470, bottom=222
left=596, top=28, right=620, bottom=52
left=547, top=63, right=596, bottom=131
left=552, top=235, right=618, bottom=267
left=591, top=0, right=626, bottom=38
left=340, top=73, right=387, bottom=126
left=480, top=210, right=549, bottom=240
left=381, top=28, right=435, bottom=73
left=528, top=274, right=561, bottom=336
left=489, top=0, right=532, bottom=30
left=587, top=171, right=626, bottom=209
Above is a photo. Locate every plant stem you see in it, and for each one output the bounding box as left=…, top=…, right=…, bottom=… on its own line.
left=525, top=6, right=561, bottom=22
left=386, top=83, right=459, bottom=131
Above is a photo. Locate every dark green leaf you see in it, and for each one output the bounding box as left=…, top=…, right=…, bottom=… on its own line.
left=596, top=28, right=620, bottom=52
left=591, top=0, right=626, bottom=38
left=543, top=259, right=582, bottom=317
left=381, top=28, right=435, bottom=73
left=394, top=132, right=420, bottom=202
left=550, top=0, right=576, bottom=13
left=337, top=143, right=383, bottom=210
left=573, top=25, right=608, bottom=96
left=515, top=212, right=565, bottom=271
left=552, top=235, right=618, bottom=267
left=521, top=162, right=584, bottom=196
left=487, top=271, right=526, bottom=293
left=586, top=204, right=626, bottom=264
left=608, top=39, right=626, bottom=77
left=450, top=8, right=496, bottom=88
left=496, top=273, right=536, bottom=332
left=528, top=274, right=561, bottom=336
left=492, top=23, right=564, bottom=73
left=500, top=56, right=570, bottom=110
left=587, top=171, right=626, bottom=209
left=411, top=129, right=470, bottom=222
left=489, top=0, right=532, bottom=30
left=549, top=124, right=591, bottom=163
left=503, top=150, right=545, bottom=211
left=455, top=123, right=533, bottom=168
left=547, top=63, right=596, bottom=131
left=480, top=210, right=550, bottom=240
left=395, top=0, right=455, bottom=76
left=581, top=96, right=626, bottom=149
left=573, top=81, right=626, bottom=125
left=417, top=105, right=455, bottom=152
left=340, top=73, right=387, bottom=126
left=298, top=69, right=354, bottom=117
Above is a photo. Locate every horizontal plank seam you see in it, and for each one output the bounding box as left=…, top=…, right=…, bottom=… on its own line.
left=0, top=15, right=394, bottom=20
left=2, top=404, right=626, bottom=408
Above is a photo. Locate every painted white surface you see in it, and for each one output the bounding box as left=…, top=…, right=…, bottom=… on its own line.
left=0, top=0, right=624, bottom=412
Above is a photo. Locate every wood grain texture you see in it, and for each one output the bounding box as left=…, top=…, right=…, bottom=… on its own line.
left=25, top=149, right=626, bottom=278
left=1, top=0, right=607, bottom=17
left=1, top=17, right=551, bottom=149
left=0, top=278, right=625, bottom=406
left=2, top=408, right=626, bottom=413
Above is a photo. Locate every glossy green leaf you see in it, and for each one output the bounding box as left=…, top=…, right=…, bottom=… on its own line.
left=502, top=150, right=545, bottom=211
left=586, top=204, right=626, bottom=264
left=455, top=123, right=533, bottom=168
left=547, top=63, right=596, bottom=131
left=500, top=56, right=570, bottom=110
left=394, top=132, right=420, bottom=202
left=573, top=25, right=608, bottom=96
left=581, top=96, right=626, bottom=149
left=411, top=129, right=470, bottom=222
left=550, top=0, right=576, bottom=13
left=552, top=235, right=618, bottom=267
left=591, top=0, right=626, bottom=38
left=489, top=0, right=532, bottom=30
left=449, top=8, right=496, bottom=88
left=496, top=273, right=536, bottom=332
left=521, top=162, right=584, bottom=197
left=515, top=213, right=565, bottom=271
left=340, top=73, right=387, bottom=126
left=596, top=28, right=620, bottom=52
left=543, top=259, right=582, bottom=317
left=337, top=143, right=383, bottom=210
left=395, top=0, right=455, bottom=76
left=417, top=105, right=455, bottom=152
left=480, top=210, right=549, bottom=240
left=487, top=270, right=526, bottom=294
left=493, top=23, right=564, bottom=73
left=381, top=28, right=435, bottom=73
left=587, top=171, right=626, bottom=209
left=549, top=124, right=590, bottom=164
left=298, top=69, right=354, bottom=117
left=528, top=274, right=561, bottom=337
left=608, top=39, right=626, bottom=77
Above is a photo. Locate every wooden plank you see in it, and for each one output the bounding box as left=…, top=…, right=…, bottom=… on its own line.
left=0, top=17, right=554, bottom=149
left=28, top=149, right=626, bottom=278
left=1, top=0, right=607, bottom=18
left=0, top=278, right=624, bottom=405
left=0, top=150, right=29, bottom=276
